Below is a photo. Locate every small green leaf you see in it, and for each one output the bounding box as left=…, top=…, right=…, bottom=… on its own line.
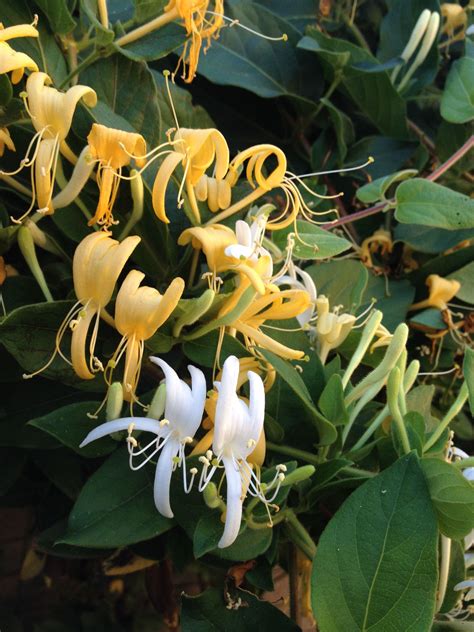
left=356, top=169, right=417, bottom=204
left=312, top=453, right=438, bottom=631
left=29, top=402, right=117, bottom=458
left=35, top=0, right=76, bottom=34
left=318, top=374, right=348, bottom=426
left=133, top=0, right=167, bottom=22
left=395, top=179, right=474, bottom=230
left=273, top=221, right=352, bottom=260
left=441, top=57, right=474, bottom=124
left=448, top=262, right=474, bottom=305
left=62, top=449, right=173, bottom=548
left=307, top=260, right=368, bottom=312
left=260, top=349, right=337, bottom=446
left=421, top=458, right=474, bottom=539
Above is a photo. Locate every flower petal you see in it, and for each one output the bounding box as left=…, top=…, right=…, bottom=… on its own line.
left=80, top=417, right=160, bottom=447
left=213, top=355, right=239, bottom=455
left=218, top=457, right=243, bottom=548
left=153, top=437, right=180, bottom=518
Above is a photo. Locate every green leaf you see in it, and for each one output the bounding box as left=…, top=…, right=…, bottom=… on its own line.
left=345, top=135, right=417, bottom=180
left=307, top=260, right=368, bottom=312
left=320, top=98, right=355, bottom=162
left=114, top=23, right=183, bottom=63
left=196, top=0, right=319, bottom=102
left=299, top=29, right=408, bottom=138
left=312, top=453, right=438, bottom=631
left=181, top=588, right=299, bottom=632
left=318, top=374, right=348, bottom=426
left=35, top=0, right=76, bottom=34
left=0, top=75, right=13, bottom=107
left=259, top=349, right=337, bottom=446
left=193, top=513, right=272, bottom=561
left=448, top=262, right=474, bottom=304
left=62, top=448, right=173, bottom=548
left=441, top=57, right=474, bottom=124
left=0, top=301, right=104, bottom=391
left=356, top=169, right=417, bottom=204
left=395, top=179, right=474, bottom=230
left=133, top=0, right=167, bottom=22
left=273, top=221, right=352, bottom=260
left=183, top=331, right=249, bottom=368
left=29, top=402, right=117, bottom=458
left=464, top=348, right=474, bottom=416
left=394, top=224, right=474, bottom=254
left=33, top=449, right=84, bottom=499
left=421, top=457, right=474, bottom=540
left=360, top=276, right=415, bottom=333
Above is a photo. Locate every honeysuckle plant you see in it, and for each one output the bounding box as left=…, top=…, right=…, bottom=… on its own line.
left=1, top=2, right=473, bottom=631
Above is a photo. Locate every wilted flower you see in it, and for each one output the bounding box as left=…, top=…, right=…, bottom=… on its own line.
left=410, top=274, right=460, bottom=311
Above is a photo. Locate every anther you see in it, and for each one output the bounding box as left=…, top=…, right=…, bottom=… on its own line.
left=159, top=418, right=170, bottom=427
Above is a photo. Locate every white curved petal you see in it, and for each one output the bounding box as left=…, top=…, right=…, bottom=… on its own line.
left=235, top=220, right=252, bottom=248
left=247, top=370, right=265, bottom=444
left=186, top=364, right=207, bottom=435
left=150, top=357, right=190, bottom=426
left=80, top=417, right=160, bottom=447
left=153, top=437, right=180, bottom=518
left=218, top=457, right=243, bottom=548
left=225, top=244, right=252, bottom=260
left=297, top=268, right=317, bottom=301
left=213, top=356, right=239, bottom=454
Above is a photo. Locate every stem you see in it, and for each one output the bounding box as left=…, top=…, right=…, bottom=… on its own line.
left=58, top=50, right=101, bottom=89
left=341, top=12, right=371, bottom=51
left=284, top=510, right=316, bottom=560
left=97, top=0, right=109, bottom=28
left=266, top=442, right=319, bottom=466
left=17, top=227, right=53, bottom=302
left=0, top=173, right=31, bottom=197
left=452, top=456, right=474, bottom=469
left=323, top=135, right=474, bottom=230
left=115, top=8, right=179, bottom=47
left=424, top=382, right=469, bottom=452
left=436, top=535, right=451, bottom=612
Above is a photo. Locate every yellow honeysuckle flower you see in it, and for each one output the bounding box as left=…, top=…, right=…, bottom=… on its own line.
left=221, top=286, right=311, bottom=360
left=359, top=228, right=393, bottom=271
left=178, top=218, right=272, bottom=294
left=410, top=274, right=460, bottom=311
left=4, top=72, right=97, bottom=221
left=152, top=127, right=229, bottom=224
left=167, top=0, right=224, bottom=83
left=206, top=143, right=350, bottom=233
left=106, top=270, right=184, bottom=401
left=87, top=123, right=147, bottom=227
left=23, top=232, right=140, bottom=382
left=315, top=296, right=356, bottom=364
left=0, top=20, right=38, bottom=84
left=441, top=3, right=467, bottom=43
left=0, top=127, right=15, bottom=156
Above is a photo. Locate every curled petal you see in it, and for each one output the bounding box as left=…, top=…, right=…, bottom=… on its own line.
left=80, top=417, right=161, bottom=447
left=153, top=437, right=180, bottom=518
left=219, top=457, right=243, bottom=548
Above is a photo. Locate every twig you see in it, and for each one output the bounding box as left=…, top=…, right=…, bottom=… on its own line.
left=323, top=135, right=474, bottom=230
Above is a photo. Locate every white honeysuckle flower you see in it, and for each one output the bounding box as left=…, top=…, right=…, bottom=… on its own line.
left=198, top=355, right=284, bottom=548
left=80, top=357, right=206, bottom=518
left=454, top=579, right=474, bottom=601
left=274, top=260, right=317, bottom=327
left=225, top=216, right=273, bottom=280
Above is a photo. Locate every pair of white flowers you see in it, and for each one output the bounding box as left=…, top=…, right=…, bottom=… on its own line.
left=80, top=355, right=267, bottom=548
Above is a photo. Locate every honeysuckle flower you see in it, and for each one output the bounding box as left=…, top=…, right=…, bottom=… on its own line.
left=191, top=356, right=273, bottom=457
left=178, top=219, right=272, bottom=294
left=198, top=356, right=284, bottom=548
left=80, top=358, right=206, bottom=518
left=23, top=232, right=140, bottom=381
left=86, top=123, right=147, bottom=227
left=314, top=296, right=356, bottom=364
left=274, top=261, right=317, bottom=328
left=106, top=270, right=185, bottom=401
left=359, top=228, right=393, bottom=272
left=206, top=143, right=359, bottom=232
left=152, top=127, right=229, bottom=224
left=441, top=3, right=468, bottom=44
left=0, top=127, right=15, bottom=156
left=4, top=72, right=97, bottom=220
left=219, top=286, right=311, bottom=360
left=0, top=19, right=38, bottom=84
left=410, top=274, right=460, bottom=311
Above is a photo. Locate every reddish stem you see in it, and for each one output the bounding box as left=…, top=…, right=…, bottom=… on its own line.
left=323, top=135, right=474, bottom=230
